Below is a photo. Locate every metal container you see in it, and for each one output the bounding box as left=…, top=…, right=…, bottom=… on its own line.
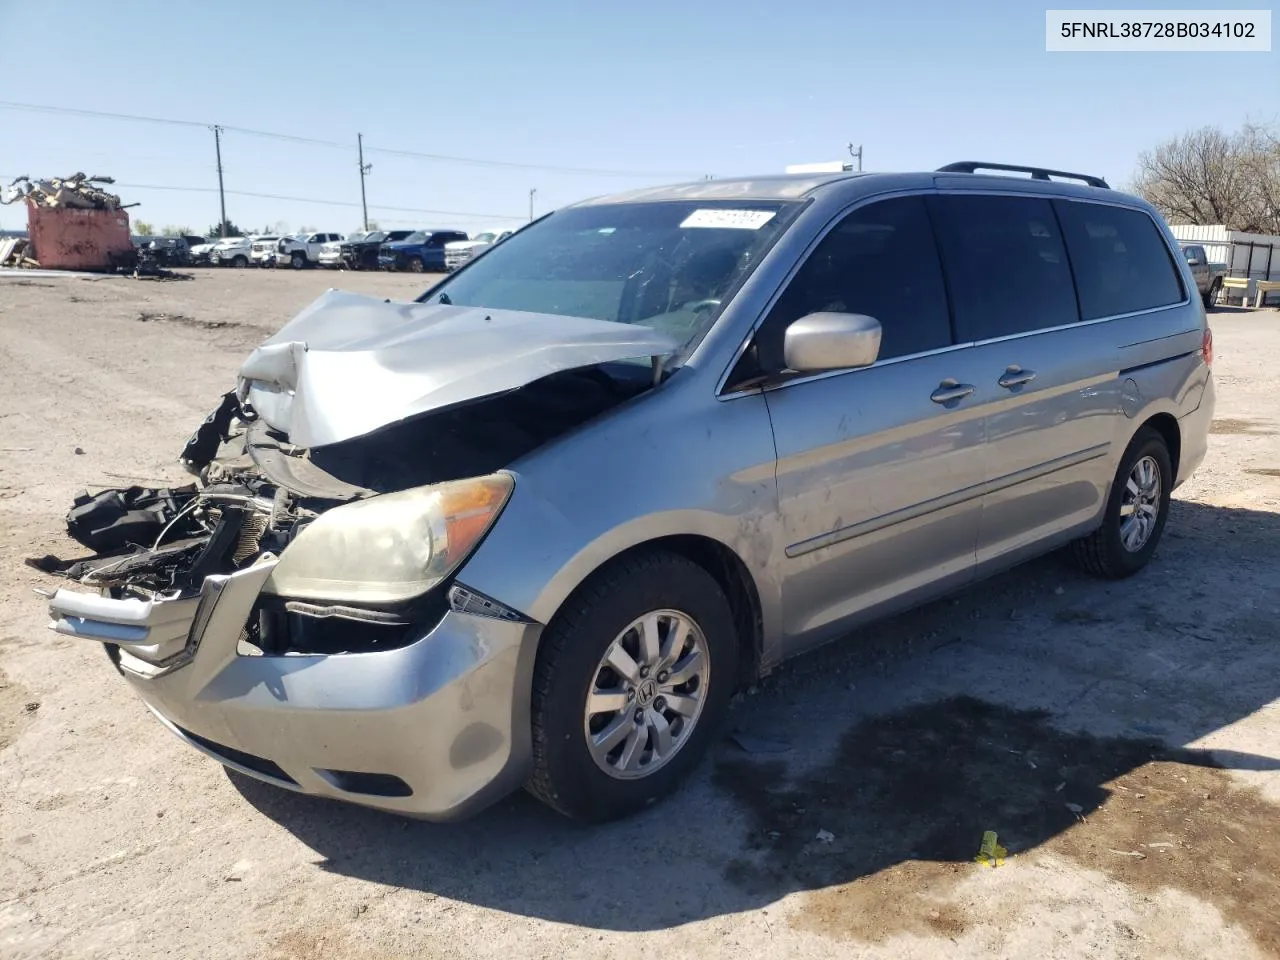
left=26, top=205, right=136, bottom=271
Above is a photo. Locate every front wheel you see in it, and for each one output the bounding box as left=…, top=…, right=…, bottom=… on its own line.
left=231, top=255, right=248, bottom=269
left=527, top=550, right=738, bottom=822
left=290, top=252, right=305, bottom=270
left=1069, top=427, right=1172, bottom=579
left=407, top=256, right=424, bottom=273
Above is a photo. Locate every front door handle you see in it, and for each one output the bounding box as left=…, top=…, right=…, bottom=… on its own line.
left=930, top=379, right=976, bottom=404
left=997, top=366, right=1037, bottom=389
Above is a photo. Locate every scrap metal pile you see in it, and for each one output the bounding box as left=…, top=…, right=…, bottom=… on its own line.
left=2, top=172, right=130, bottom=211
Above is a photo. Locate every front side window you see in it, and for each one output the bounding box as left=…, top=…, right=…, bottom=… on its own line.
left=1055, top=201, right=1184, bottom=320
left=420, top=200, right=798, bottom=354
left=930, top=194, right=1079, bottom=340
left=754, top=195, right=952, bottom=371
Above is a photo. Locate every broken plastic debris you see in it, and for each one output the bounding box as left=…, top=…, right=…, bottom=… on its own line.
left=974, top=830, right=1007, bottom=868
left=815, top=829, right=835, bottom=843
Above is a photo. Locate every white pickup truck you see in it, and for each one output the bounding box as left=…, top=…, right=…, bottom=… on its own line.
left=1180, top=244, right=1227, bottom=308
left=274, top=231, right=344, bottom=269
left=443, top=227, right=516, bottom=271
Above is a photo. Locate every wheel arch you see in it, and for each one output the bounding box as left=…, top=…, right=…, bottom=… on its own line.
left=536, top=533, right=766, bottom=691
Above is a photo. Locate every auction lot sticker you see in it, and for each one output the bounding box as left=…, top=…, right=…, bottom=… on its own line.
left=1046, top=9, right=1271, bottom=51
left=680, top=209, right=777, bottom=230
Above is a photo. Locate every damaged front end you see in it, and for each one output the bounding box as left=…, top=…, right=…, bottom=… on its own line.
left=40, top=292, right=676, bottom=679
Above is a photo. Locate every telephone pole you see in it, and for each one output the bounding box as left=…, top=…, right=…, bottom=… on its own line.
left=357, top=133, right=371, bottom=231
left=847, top=142, right=863, bottom=172
left=529, top=187, right=537, bottom=221
left=212, top=125, right=227, bottom=237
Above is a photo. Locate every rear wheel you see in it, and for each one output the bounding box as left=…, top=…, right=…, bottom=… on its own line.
left=527, top=550, right=738, bottom=822
left=1201, top=278, right=1221, bottom=309
left=1070, top=427, right=1172, bottom=579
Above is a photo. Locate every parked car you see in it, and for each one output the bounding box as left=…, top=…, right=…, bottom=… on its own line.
left=210, top=236, right=253, bottom=268
left=188, top=239, right=220, bottom=265
left=378, top=229, right=469, bottom=272
left=444, top=228, right=516, bottom=271
left=43, top=162, right=1213, bottom=824
left=250, top=236, right=282, bottom=268
left=338, top=229, right=416, bottom=270
left=275, top=231, right=344, bottom=269
left=1179, top=244, right=1227, bottom=308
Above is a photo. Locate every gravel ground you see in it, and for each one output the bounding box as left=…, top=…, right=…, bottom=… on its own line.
left=2, top=269, right=1279, bottom=960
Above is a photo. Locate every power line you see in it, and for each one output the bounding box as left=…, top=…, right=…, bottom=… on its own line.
left=367, top=144, right=700, bottom=179
left=0, top=175, right=524, bottom=221
left=0, top=99, right=703, bottom=178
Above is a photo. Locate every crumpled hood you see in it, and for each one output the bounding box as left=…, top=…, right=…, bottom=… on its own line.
left=382, top=240, right=420, bottom=251
left=236, top=289, right=677, bottom=449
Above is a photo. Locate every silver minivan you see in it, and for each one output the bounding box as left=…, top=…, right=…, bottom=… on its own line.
left=45, top=162, right=1214, bottom=822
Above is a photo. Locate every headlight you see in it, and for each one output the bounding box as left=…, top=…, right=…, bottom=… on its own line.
left=264, top=473, right=513, bottom=604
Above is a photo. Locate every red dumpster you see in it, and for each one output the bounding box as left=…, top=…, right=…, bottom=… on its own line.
left=27, top=205, right=135, bottom=271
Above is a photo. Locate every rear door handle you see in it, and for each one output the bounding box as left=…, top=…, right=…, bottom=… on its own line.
left=930, top=379, right=976, bottom=404
left=997, top=366, right=1037, bottom=389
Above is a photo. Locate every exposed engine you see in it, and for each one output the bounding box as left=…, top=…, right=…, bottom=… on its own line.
left=30, top=363, right=651, bottom=600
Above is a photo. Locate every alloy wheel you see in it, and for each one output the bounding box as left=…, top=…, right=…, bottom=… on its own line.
left=583, top=609, right=709, bottom=780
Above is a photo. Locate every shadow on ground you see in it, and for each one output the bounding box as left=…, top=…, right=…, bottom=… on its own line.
left=231, top=499, right=1280, bottom=946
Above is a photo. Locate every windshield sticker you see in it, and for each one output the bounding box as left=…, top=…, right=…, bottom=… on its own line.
left=680, top=209, right=776, bottom=230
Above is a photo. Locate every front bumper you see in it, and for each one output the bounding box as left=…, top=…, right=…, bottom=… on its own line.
left=377, top=254, right=400, bottom=270
left=47, top=563, right=540, bottom=819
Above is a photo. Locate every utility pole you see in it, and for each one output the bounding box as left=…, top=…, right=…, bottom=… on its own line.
left=212, top=125, right=227, bottom=237
left=847, top=142, right=863, bottom=172
left=357, top=133, right=372, bottom=231
left=529, top=187, right=537, bottom=221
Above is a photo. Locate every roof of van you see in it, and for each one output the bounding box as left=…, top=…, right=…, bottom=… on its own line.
left=577, top=167, right=1122, bottom=206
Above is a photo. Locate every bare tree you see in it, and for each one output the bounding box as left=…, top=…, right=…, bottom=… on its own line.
left=1133, top=124, right=1280, bottom=234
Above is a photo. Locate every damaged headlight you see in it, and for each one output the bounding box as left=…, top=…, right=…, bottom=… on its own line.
left=264, top=473, right=513, bottom=604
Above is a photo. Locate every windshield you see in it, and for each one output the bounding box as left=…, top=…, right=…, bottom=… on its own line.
left=402, top=232, right=427, bottom=243
left=470, top=232, right=498, bottom=244
left=360, top=231, right=385, bottom=243
left=419, top=201, right=797, bottom=352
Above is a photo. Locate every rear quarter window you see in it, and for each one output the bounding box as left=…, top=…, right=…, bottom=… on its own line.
left=1053, top=201, right=1184, bottom=320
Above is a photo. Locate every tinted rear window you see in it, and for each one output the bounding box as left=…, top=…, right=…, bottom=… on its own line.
left=1054, top=201, right=1184, bottom=320
left=930, top=195, right=1079, bottom=340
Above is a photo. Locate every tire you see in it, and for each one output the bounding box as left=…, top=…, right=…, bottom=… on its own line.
left=290, top=252, right=305, bottom=270
left=1201, top=278, right=1221, bottom=309
left=1069, top=426, right=1173, bottom=579
left=527, top=549, right=739, bottom=822
left=232, top=255, right=248, bottom=269
left=407, top=256, right=424, bottom=273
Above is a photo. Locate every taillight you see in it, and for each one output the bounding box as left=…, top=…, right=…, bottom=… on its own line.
left=1201, top=327, right=1213, bottom=367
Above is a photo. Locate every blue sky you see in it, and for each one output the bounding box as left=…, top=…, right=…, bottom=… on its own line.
left=1, top=0, right=1275, bottom=235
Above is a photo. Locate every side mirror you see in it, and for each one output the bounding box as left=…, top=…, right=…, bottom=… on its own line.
left=783, top=312, right=882, bottom=374
left=1187, top=257, right=1203, bottom=266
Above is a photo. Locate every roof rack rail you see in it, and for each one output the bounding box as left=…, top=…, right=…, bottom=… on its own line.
left=936, top=161, right=1109, bottom=190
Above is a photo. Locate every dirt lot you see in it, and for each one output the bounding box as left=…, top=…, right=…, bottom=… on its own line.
left=2, top=269, right=1279, bottom=960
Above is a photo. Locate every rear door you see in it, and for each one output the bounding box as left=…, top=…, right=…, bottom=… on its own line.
left=929, top=193, right=1180, bottom=567
left=757, top=194, right=988, bottom=651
